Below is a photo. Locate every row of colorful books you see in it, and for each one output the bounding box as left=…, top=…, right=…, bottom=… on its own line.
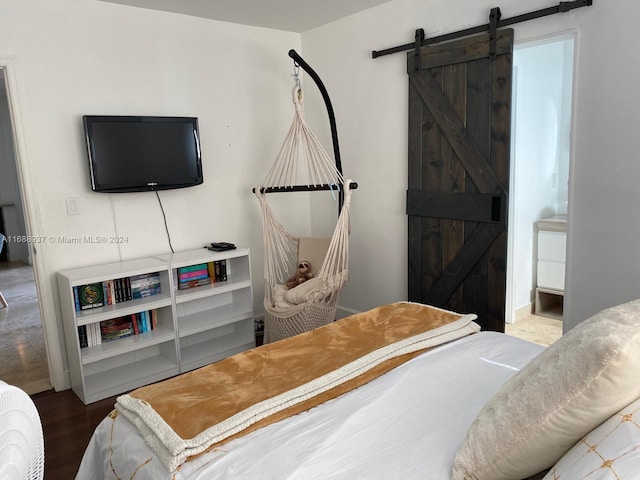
left=77, top=309, right=159, bottom=348
left=73, top=272, right=161, bottom=311
left=176, top=260, right=227, bottom=290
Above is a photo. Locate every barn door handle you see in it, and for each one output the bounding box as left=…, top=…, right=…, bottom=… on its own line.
left=491, top=195, right=503, bottom=222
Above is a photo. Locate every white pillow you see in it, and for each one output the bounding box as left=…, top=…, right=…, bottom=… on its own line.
left=271, top=284, right=291, bottom=309
left=283, top=277, right=323, bottom=305
left=452, top=299, right=640, bottom=480
left=542, top=396, right=640, bottom=479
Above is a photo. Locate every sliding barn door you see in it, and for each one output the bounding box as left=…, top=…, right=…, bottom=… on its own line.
left=406, top=29, right=514, bottom=332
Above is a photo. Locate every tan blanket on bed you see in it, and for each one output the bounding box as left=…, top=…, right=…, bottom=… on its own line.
left=115, top=301, right=480, bottom=471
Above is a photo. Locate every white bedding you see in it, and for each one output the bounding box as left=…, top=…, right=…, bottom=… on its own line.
left=76, top=331, right=544, bottom=480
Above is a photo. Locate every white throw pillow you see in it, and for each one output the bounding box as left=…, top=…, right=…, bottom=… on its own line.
left=452, top=299, right=640, bottom=480
left=542, top=396, right=640, bottom=480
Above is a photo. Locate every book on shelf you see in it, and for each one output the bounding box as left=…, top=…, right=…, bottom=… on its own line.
left=85, top=323, right=91, bottom=347
left=207, top=262, right=217, bottom=282
left=138, top=312, right=145, bottom=333
left=77, top=325, right=88, bottom=348
left=103, top=281, right=110, bottom=305
left=73, top=287, right=81, bottom=312
left=178, top=277, right=211, bottom=290
left=78, top=309, right=159, bottom=348
left=130, top=272, right=160, bottom=281
left=114, top=279, right=122, bottom=303
left=132, top=283, right=161, bottom=298
left=176, top=264, right=210, bottom=290
left=77, top=283, right=105, bottom=310
left=124, top=277, right=132, bottom=301
left=85, top=322, right=101, bottom=347
left=132, top=286, right=161, bottom=298
left=113, top=277, right=132, bottom=303
left=151, top=309, right=158, bottom=330
left=74, top=273, right=161, bottom=311
left=130, top=272, right=161, bottom=299
left=173, top=258, right=230, bottom=291
left=95, top=323, right=102, bottom=345
left=131, top=313, right=139, bottom=335
left=214, top=259, right=227, bottom=282
left=139, top=311, right=147, bottom=333
left=100, top=317, right=134, bottom=342
left=178, top=268, right=208, bottom=281
left=177, top=263, right=208, bottom=274
left=130, top=272, right=160, bottom=286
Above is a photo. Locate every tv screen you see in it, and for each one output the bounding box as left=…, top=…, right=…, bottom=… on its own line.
left=83, top=115, right=203, bottom=193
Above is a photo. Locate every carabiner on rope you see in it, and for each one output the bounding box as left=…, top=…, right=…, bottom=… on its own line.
left=292, top=62, right=301, bottom=88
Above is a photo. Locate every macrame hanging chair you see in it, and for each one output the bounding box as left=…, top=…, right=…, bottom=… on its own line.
left=255, top=72, right=354, bottom=344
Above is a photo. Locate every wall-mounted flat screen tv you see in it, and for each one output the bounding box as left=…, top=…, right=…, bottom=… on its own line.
left=83, top=115, right=203, bottom=193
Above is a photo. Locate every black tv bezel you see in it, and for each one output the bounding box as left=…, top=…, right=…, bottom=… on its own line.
left=83, top=115, right=203, bottom=193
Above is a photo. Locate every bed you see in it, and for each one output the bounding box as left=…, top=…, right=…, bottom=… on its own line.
left=76, top=300, right=640, bottom=480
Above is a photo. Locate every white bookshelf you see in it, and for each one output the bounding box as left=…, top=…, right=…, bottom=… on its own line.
left=157, top=248, right=255, bottom=373
left=58, top=248, right=254, bottom=404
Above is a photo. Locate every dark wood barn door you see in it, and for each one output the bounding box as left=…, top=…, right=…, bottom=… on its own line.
left=406, top=29, right=513, bottom=331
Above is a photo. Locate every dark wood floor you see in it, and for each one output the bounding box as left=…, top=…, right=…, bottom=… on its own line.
left=31, top=389, right=118, bottom=479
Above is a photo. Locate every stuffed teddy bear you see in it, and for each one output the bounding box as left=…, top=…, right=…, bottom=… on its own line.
left=285, top=260, right=314, bottom=289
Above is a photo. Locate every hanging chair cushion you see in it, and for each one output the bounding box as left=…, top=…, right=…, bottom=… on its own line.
left=272, top=285, right=290, bottom=309
left=297, top=237, right=331, bottom=276
left=269, top=237, right=333, bottom=311
left=271, top=278, right=326, bottom=309
left=284, top=278, right=324, bottom=305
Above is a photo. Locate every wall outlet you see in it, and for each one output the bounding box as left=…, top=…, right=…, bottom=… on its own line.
left=65, top=196, right=79, bottom=216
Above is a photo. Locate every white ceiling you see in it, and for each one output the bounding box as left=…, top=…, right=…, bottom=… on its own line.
left=99, top=0, right=392, bottom=32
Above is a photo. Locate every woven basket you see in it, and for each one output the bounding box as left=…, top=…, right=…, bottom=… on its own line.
left=263, top=301, right=336, bottom=343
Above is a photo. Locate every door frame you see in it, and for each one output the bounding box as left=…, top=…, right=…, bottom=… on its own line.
left=0, top=55, right=65, bottom=390
left=505, top=29, right=578, bottom=324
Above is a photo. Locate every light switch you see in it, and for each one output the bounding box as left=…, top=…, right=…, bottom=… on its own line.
left=65, top=196, right=79, bottom=216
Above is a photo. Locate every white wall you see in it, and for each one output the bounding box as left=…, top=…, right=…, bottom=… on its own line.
left=566, top=0, right=640, bottom=330
left=302, top=0, right=640, bottom=331
left=0, top=0, right=303, bottom=389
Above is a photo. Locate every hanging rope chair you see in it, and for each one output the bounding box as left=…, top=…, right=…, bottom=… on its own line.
left=255, top=73, right=354, bottom=344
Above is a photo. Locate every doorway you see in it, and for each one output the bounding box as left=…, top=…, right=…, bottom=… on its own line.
left=505, top=34, right=575, bottom=344
left=0, top=67, right=51, bottom=394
